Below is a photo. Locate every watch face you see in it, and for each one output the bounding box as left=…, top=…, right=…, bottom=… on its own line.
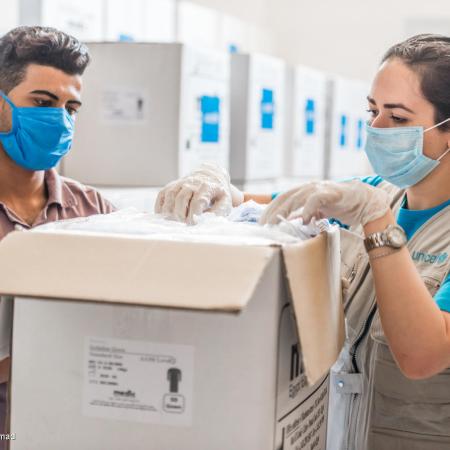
left=388, top=226, right=407, bottom=248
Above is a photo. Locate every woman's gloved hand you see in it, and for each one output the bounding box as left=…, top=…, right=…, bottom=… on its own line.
left=155, top=164, right=244, bottom=224
left=259, top=179, right=390, bottom=226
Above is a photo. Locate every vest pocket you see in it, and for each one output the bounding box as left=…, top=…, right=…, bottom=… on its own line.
left=368, top=427, right=450, bottom=450
left=370, top=343, right=450, bottom=440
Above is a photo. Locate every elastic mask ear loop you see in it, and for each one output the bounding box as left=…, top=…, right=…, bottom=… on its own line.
left=424, top=117, right=450, bottom=132
left=437, top=147, right=450, bottom=162
left=0, top=91, right=15, bottom=110
left=424, top=117, right=450, bottom=162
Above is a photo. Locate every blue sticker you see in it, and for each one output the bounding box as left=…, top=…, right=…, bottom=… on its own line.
left=118, top=34, right=134, bottom=42
left=356, top=119, right=364, bottom=150
left=261, top=88, right=275, bottom=130
left=200, top=96, right=220, bottom=143
left=228, top=44, right=239, bottom=54
left=339, top=114, right=348, bottom=148
left=305, top=98, right=315, bottom=135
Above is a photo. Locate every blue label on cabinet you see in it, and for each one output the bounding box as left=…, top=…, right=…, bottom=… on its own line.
left=356, top=118, right=364, bottom=150
left=261, top=88, right=275, bottom=130
left=118, top=34, right=134, bottom=42
left=305, top=98, right=315, bottom=135
left=201, top=96, right=220, bottom=143
left=228, top=43, right=239, bottom=54
left=339, top=114, right=348, bottom=148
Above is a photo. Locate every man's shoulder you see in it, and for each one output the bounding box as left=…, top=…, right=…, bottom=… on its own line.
left=58, top=175, right=116, bottom=214
left=59, top=175, right=100, bottom=196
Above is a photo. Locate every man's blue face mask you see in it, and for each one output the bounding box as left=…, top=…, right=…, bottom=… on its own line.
left=365, top=118, right=450, bottom=189
left=0, top=91, right=75, bottom=171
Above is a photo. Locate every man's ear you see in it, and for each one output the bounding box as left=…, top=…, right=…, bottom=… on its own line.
left=0, top=97, right=12, bottom=133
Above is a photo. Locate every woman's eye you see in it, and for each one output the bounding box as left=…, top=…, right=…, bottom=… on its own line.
left=391, top=115, right=407, bottom=123
left=366, top=109, right=378, bottom=117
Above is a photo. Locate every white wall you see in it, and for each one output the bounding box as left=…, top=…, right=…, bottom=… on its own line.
left=268, top=0, right=450, bottom=81
left=186, top=0, right=270, bottom=28
left=0, top=0, right=19, bottom=35
left=14, top=0, right=450, bottom=82
left=190, top=0, right=450, bottom=82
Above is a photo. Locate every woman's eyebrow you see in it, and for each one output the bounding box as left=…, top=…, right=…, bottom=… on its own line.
left=367, top=96, right=414, bottom=113
left=383, top=103, right=414, bottom=113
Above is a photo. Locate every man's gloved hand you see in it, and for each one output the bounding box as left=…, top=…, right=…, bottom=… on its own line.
left=155, top=164, right=244, bottom=224
left=259, top=179, right=390, bottom=226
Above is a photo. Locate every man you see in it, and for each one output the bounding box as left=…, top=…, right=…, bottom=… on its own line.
left=0, top=26, right=117, bottom=435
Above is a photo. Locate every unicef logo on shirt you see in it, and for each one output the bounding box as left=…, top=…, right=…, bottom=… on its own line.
left=412, top=251, right=449, bottom=265
left=438, top=252, right=448, bottom=264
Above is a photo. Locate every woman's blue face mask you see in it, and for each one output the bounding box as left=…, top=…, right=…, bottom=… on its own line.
left=0, top=91, right=75, bottom=171
left=365, top=117, right=450, bottom=189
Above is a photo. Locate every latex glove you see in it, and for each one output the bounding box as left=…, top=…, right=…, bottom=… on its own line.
left=155, top=164, right=244, bottom=224
left=259, top=179, right=390, bottom=226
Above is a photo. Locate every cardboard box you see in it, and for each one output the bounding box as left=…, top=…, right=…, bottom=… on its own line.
left=176, top=1, right=221, bottom=50
left=104, top=0, right=176, bottom=43
left=326, top=76, right=371, bottom=179
left=142, top=0, right=176, bottom=43
left=218, top=14, right=250, bottom=54
left=20, top=0, right=104, bottom=41
left=0, top=223, right=343, bottom=450
left=104, top=0, right=144, bottom=42
left=63, top=43, right=230, bottom=187
left=284, top=66, right=329, bottom=181
left=230, top=53, right=286, bottom=185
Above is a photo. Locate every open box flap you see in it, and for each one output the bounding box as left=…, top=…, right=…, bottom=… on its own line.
left=0, top=230, right=276, bottom=312
left=283, top=228, right=345, bottom=385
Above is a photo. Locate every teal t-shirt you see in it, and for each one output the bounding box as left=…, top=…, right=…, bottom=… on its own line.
left=362, top=176, right=450, bottom=313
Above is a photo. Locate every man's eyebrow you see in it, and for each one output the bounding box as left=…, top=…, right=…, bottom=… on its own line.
left=367, top=96, right=414, bottom=113
left=30, top=90, right=82, bottom=106
left=30, top=90, right=59, bottom=101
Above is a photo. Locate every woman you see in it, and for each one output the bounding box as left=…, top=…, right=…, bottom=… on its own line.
left=156, top=34, right=450, bottom=449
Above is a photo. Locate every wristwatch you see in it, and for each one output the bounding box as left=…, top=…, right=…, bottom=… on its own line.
left=364, top=224, right=407, bottom=252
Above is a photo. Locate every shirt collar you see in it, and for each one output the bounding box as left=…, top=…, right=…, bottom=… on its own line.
left=45, top=169, right=77, bottom=208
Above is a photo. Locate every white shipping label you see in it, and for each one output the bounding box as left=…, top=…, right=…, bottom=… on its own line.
left=101, top=88, right=148, bottom=123
left=83, top=337, right=194, bottom=427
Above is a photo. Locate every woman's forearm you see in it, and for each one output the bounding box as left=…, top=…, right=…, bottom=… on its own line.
left=243, top=192, right=273, bottom=204
left=364, top=211, right=450, bottom=379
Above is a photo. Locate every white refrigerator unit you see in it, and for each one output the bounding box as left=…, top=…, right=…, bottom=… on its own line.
left=64, top=43, right=230, bottom=187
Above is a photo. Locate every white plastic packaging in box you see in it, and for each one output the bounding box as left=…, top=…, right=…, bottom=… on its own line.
left=35, top=206, right=329, bottom=245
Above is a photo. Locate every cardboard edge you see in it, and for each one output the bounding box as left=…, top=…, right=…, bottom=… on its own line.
left=0, top=231, right=278, bottom=313
left=282, top=230, right=345, bottom=385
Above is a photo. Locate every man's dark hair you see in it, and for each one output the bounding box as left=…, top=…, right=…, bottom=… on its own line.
left=382, top=34, right=450, bottom=131
left=0, top=26, right=90, bottom=93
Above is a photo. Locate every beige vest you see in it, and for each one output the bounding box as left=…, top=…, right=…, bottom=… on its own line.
left=336, top=181, right=450, bottom=450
